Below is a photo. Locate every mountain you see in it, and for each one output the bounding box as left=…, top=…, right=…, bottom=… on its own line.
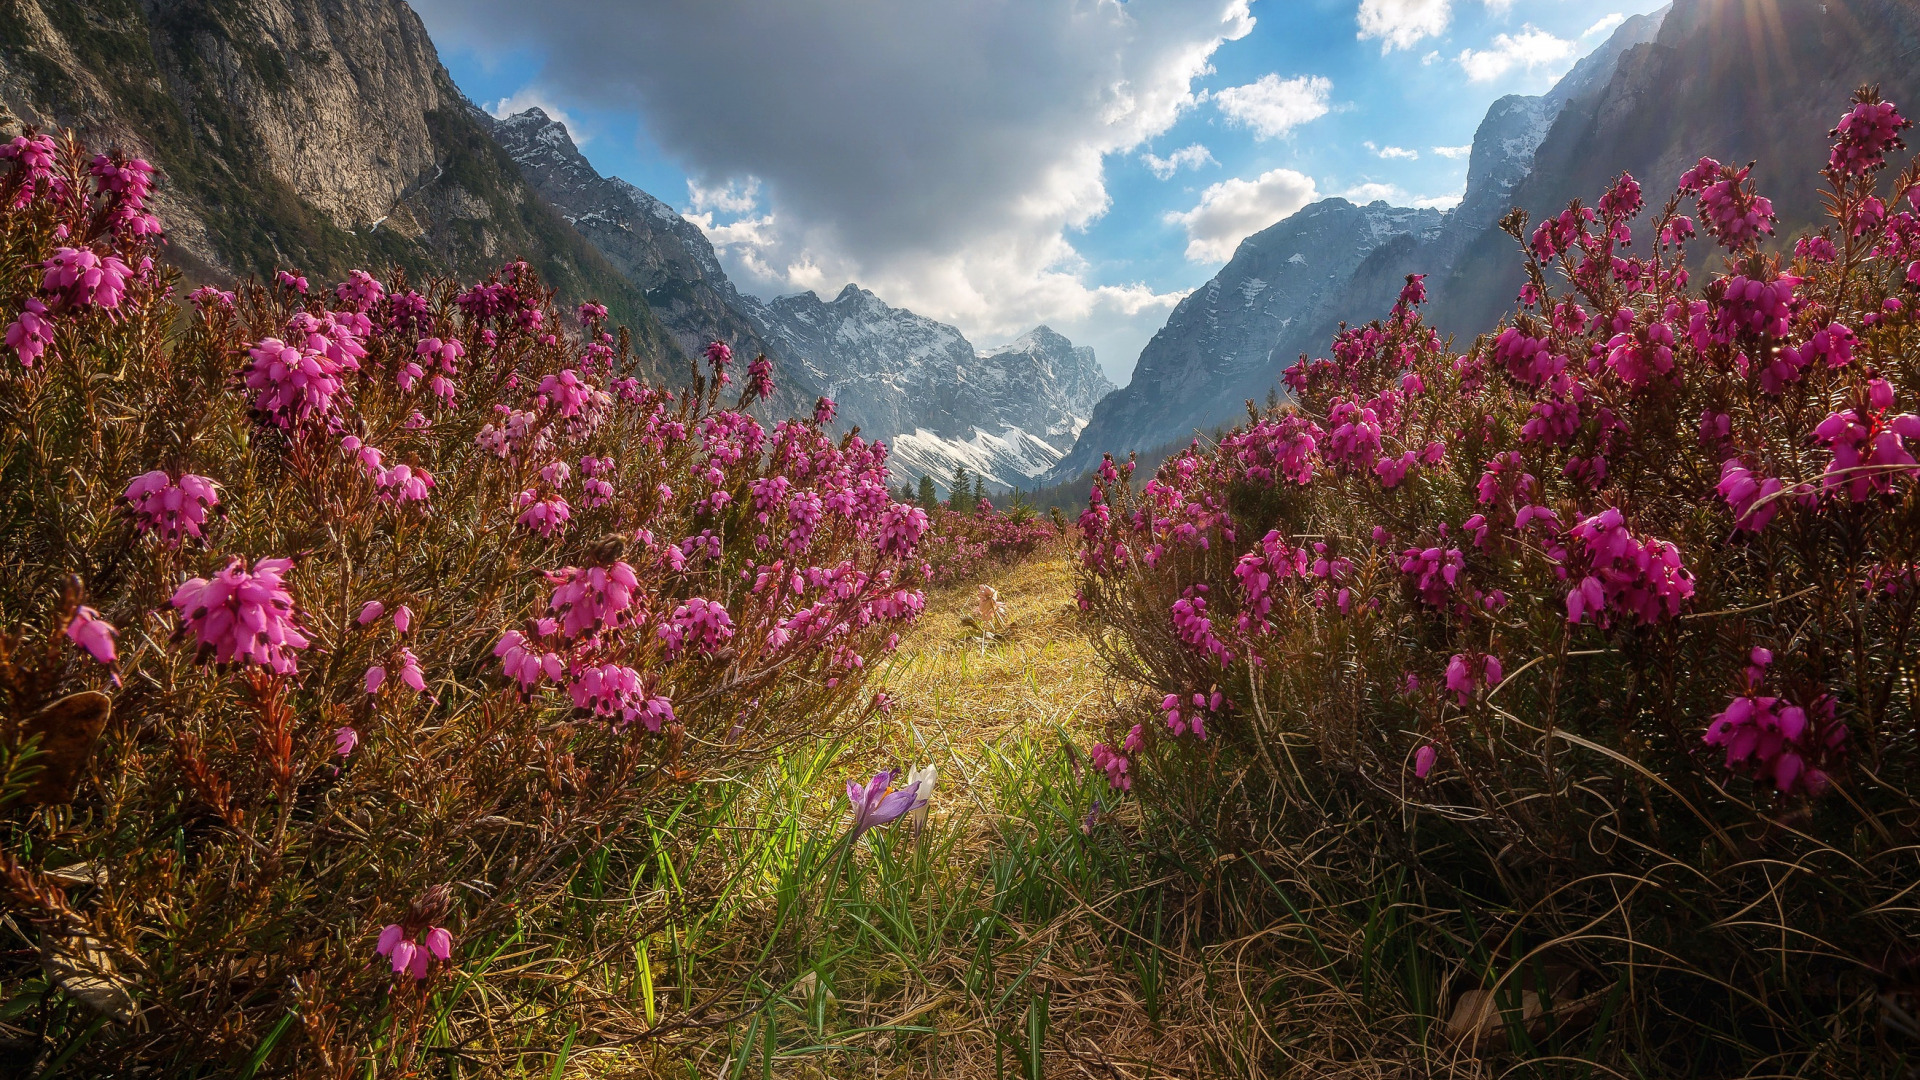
left=1434, top=0, right=1920, bottom=337
left=745, top=286, right=1113, bottom=492
left=1046, top=8, right=1668, bottom=484
left=1049, top=199, right=1443, bottom=481
left=483, top=107, right=820, bottom=413
left=0, top=0, right=678, bottom=372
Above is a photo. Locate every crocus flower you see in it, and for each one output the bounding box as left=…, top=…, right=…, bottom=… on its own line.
left=65, top=606, right=117, bottom=664
left=904, top=765, right=937, bottom=834
left=846, top=771, right=915, bottom=839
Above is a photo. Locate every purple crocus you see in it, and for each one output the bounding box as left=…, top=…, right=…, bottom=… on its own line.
left=846, top=770, right=915, bottom=839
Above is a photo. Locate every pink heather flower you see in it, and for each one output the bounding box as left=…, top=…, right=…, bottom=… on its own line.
left=1443, top=653, right=1502, bottom=706
left=124, top=470, right=221, bottom=547
left=1604, top=317, right=1676, bottom=389
left=515, top=490, right=572, bottom=538
left=1815, top=386, right=1920, bottom=502
left=1, top=133, right=61, bottom=208
left=1563, top=508, right=1695, bottom=626
left=1704, top=693, right=1847, bottom=796
left=1829, top=95, right=1910, bottom=175
left=1413, top=744, right=1438, bottom=780
left=745, top=356, right=775, bottom=402
left=243, top=337, right=348, bottom=429
left=1680, top=158, right=1775, bottom=249
left=334, top=726, right=358, bottom=756
left=1089, top=742, right=1132, bottom=791
left=376, top=924, right=453, bottom=980
left=5, top=298, right=52, bottom=366
left=335, top=270, right=385, bottom=311
left=392, top=605, right=413, bottom=633
left=274, top=270, right=309, bottom=294
left=704, top=340, right=733, bottom=369
left=373, top=464, right=435, bottom=506
left=1716, top=460, right=1786, bottom=532
left=494, top=630, right=564, bottom=692
left=42, top=247, right=132, bottom=309
left=357, top=600, right=386, bottom=626
left=65, top=606, right=117, bottom=664
left=846, top=771, right=916, bottom=838
left=545, top=561, right=639, bottom=638
left=170, top=556, right=311, bottom=672
left=875, top=503, right=931, bottom=556
left=1795, top=234, right=1838, bottom=263
left=396, top=649, right=426, bottom=693
left=364, top=666, right=386, bottom=693
left=814, top=397, right=838, bottom=425
left=582, top=477, right=614, bottom=507
left=658, top=597, right=735, bottom=656
left=1398, top=546, right=1464, bottom=607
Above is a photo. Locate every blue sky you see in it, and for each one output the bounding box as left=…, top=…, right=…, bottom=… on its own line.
left=418, top=0, right=1668, bottom=383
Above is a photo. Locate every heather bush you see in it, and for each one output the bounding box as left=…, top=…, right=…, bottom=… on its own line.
left=918, top=503, right=1061, bottom=585
left=0, top=131, right=935, bottom=1073
left=1077, top=88, right=1920, bottom=1072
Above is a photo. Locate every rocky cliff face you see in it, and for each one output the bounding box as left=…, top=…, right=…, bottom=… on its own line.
left=0, top=0, right=677, bottom=369
left=1046, top=7, right=1669, bottom=483
left=746, top=286, right=1111, bottom=491
left=1434, top=0, right=1920, bottom=337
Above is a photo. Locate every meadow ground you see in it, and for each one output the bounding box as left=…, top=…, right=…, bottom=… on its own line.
left=590, top=544, right=1253, bottom=1080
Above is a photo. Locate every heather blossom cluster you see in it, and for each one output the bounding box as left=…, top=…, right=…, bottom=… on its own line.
left=1077, top=88, right=1920, bottom=829
left=0, top=126, right=955, bottom=1068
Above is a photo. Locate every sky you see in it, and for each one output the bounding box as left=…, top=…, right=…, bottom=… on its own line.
left=412, top=0, right=1669, bottom=385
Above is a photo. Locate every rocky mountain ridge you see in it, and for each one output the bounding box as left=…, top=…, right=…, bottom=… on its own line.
left=1047, top=7, right=1668, bottom=483
left=745, top=286, right=1114, bottom=492
left=0, top=0, right=679, bottom=371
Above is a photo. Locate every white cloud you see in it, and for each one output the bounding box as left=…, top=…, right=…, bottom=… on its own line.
left=1212, top=74, right=1333, bottom=139
left=1341, top=181, right=1463, bottom=210
left=1165, top=168, right=1319, bottom=262
left=1457, top=26, right=1577, bottom=83
left=487, top=87, right=589, bottom=144
left=415, top=0, right=1254, bottom=382
left=1141, top=143, right=1217, bottom=180
left=1368, top=142, right=1419, bottom=160
left=686, top=177, right=763, bottom=216
left=1357, top=0, right=1451, bottom=52
left=1431, top=144, right=1473, bottom=159
left=1583, top=13, right=1627, bottom=38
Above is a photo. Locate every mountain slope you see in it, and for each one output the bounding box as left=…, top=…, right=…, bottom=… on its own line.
left=483, top=107, right=816, bottom=408
left=1047, top=9, right=1668, bottom=483
left=1049, top=199, right=1442, bottom=481
left=0, top=0, right=678, bottom=370
left=746, top=287, right=1112, bottom=491
left=1435, top=0, right=1920, bottom=338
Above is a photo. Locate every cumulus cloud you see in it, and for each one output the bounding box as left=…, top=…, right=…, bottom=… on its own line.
left=1356, top=0, right=1452, bottom=52
left=1583, top=13, right=1628, bottom=38
left=1211, top=73, right=1334, bottom=139
left=1457, top=26, right=1577, bottom=83
left=1431, top=144, right=1473, bottom=159
left=1165, top=169, right=1319, bottom=262
left=687, top=177, right=763, bottom=216
left=413, top=0, right=1254, bottom=379
left=1365, top=141, right=1419, bottom=160
left=1142, top=143, right=1218, bottom=179
left=487, top=87, right=589, bottom=144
